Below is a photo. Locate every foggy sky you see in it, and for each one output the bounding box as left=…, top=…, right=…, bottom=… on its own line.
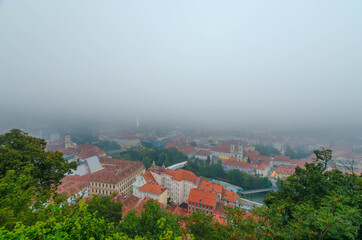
left=1, top=0, right=362, bottom=130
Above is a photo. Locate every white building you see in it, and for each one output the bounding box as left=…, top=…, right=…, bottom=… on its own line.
left=211, top=141, right=243, bottom=160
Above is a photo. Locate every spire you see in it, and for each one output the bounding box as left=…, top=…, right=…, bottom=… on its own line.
left=152, top=160, right=156, bottom=169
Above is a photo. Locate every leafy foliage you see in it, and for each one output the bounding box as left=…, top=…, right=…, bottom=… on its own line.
left=254, top=144, right=280, bottom=156
left=284, top=144, right=313, bottom=159
left=185, top=159, right=272, bottom=190
left=86, top=194, right=123, bottom=225
left=94, top=140, right=121, bottom=152
left=0, top=129, right=77, bottom=191
left=122, top=147, right=187, bottom=168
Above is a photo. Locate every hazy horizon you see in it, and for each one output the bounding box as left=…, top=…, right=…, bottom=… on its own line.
left=1, top=0, right=362, bottom=131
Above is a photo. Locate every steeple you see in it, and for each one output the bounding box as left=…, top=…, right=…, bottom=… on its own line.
left=152, top=160, right=156, bottom=169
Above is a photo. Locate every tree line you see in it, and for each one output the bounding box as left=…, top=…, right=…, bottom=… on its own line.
left=184, top=158, right=272, bottom=190
left=116, top=147, right=187, bottom=169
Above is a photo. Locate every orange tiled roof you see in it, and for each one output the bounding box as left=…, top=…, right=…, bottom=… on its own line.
left=198, top=179, right=223, bottom=194
left=177, top=145, right=196, bottom=154
left=188, top=188, right=217, bottom=207
left=139, top=183, right=166, bottom=194
left=221, top=189, right=239, bottom=203
left=166, top=169, right=199, bottom=184
left=142, top=170, right=157, bottom=183
left=275, top=165, right=297, bottom=175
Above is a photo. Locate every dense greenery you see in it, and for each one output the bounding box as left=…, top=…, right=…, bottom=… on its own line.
left=0, top=129, right=77, bottom=191
left=0, top=130, right=361, bottom=239
left=94, top=140, right=121, bottom=152
left=184, top=159, right=272, bottom=190
left=86, top=194, right=123, bottom=226
left=121, top=147, right=187, bottom=169
left=284, top=144, right=313, bottom=159
left=254, top=144, right=280, bottom=156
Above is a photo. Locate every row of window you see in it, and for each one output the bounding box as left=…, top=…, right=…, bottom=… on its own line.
left=189, top=202, right=213, bottom=210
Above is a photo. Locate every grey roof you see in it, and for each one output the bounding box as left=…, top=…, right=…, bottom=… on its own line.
left=86, top=156, right=103, bottom=173
left=72, top=164, right=89, bottom=176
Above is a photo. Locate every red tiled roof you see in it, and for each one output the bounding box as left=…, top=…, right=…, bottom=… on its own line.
left=165, top=169, right=199, bottom=184
left=198, top=179, right=223, bottom=194
left=256, top=163, right=268, bottom=170
left=274, top=155, right=291, bottom=162
left=211, top=143, right=231, bottom=153
left=113, top=193, right=140, bottom=216
left=223, top=160, right=254, bottom=170
left=57, top=173, right=92, bottom=196
left=99, top=157, right=144, bottom=170
left=188, top=188, right=217, bottom=207
left=173, top=206, right=188, bottom=216
left=275, top=165, right=297, bottom=175
left=221, top=189, right=239, bottom=203
left=139, top=183, right=166, bottom=194
left=214, top=202, right=234, bottom=216
left=177, top=145, right=196, bottom=154
left=59, top=144, right=105, bottom=159
left=142, top=170, right=157, bottom=183
left=90, top=169, right=122, bottom=184
left=164, top=143, right=177, bottom=149
left=195, top=150, right=212, bottom=156
left=228, top=156, right=238, bottom=161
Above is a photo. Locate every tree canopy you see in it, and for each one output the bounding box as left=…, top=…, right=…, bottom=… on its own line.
left=0, top=129, right=77, bottom=191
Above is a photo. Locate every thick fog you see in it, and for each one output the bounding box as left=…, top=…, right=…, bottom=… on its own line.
left=1, top=0, right=362, bottom=130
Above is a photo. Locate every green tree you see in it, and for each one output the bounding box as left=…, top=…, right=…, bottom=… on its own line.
left=120, top=200, right=182, bottom=239
left=262, top=149, right=362, bottom=239
left=0, top=129, right=77, bottom=191
left=86, top=194, right=123, bottom=225
left=183, top=211, right=222, bottom=240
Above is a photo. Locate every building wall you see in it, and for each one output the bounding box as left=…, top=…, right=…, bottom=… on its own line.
left=223, top=164, right=254, bottom=174
left=188, top=201, right=215, bottom=215
left=151, top=171, right=198, bottom=204
left=195, top=155, right=208, bottom=160
left=90, top=167, right=145, bottom=196
left=138, top=189, right=168, bottom=205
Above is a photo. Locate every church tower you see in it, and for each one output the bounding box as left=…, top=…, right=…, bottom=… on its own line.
left=65, top=135, right=71, bottom=149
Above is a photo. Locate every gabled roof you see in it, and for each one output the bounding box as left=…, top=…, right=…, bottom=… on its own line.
left=221, top=189, right=239, bottom=203
left=177, top=145, right=196, bottom=154
left=223, top=160, right=254, bottom=170
left=139, top=183, right=166, bottom=194
left=198, top=179, right=223, bottom=194
left=142, top=170, right=157, bottom=183
left=165, top=169, right=199, bottom=184
left=188, top=188, right=217, bottom=207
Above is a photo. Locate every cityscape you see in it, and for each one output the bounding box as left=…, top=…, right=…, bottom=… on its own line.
left=1, top=0, right=361, bottom=239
